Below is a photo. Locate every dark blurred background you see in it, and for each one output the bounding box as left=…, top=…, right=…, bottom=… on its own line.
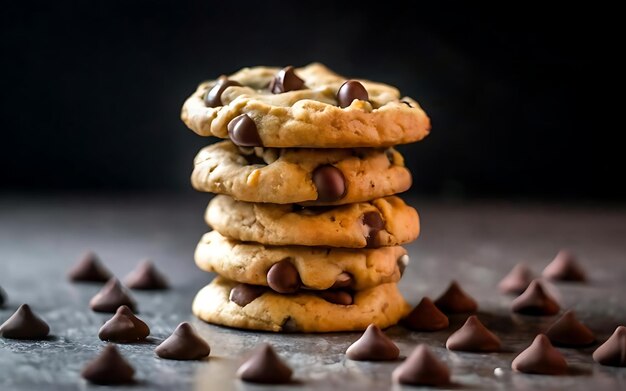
left=1, top=1, right=622, bottom=200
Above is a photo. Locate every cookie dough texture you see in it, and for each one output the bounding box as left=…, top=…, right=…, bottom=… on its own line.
left=181, top=63, right=431, bottom=148
left=192, top=276, right=410, bottom=332
left=206, top=195, right=420, bottom=248
left=195, top=231, right=409, bottom=291
left=192, top=141, right=411, bottom=205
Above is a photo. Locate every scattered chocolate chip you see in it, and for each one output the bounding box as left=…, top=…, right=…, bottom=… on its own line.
left=155, top=322, right=210, bottom=360
left=89, top=278, right=137, bottom=313
left=227, top=114, right=262, bottom=147
left=385, top=149, right=396, bottom=165
left=401, top=100, right=413, bottom=108
left=446, top=315, right=501, bottom=352
left=511, top=334, right=568, bottom=375
left=236, top=343, right=293, bottom=384
left=81, top=344, right=135, bottom=385
left=313, top=165, right=346, bottom=202
left=511, top=279, right=559, bottom=316
left=67, top=251, right=112, bottom=283
left=230, top=284, right=266, bottom=307
left=434, top=281, right=478, bottom=314
left=593, top=326, right=626, bottom=367
left=331, top=272, right=353, bottom=289
left=397, top=254, right=409, bottom=276
left=204, top=76, right=241, bottom=107
left=545, top=310, right=595, bottom=347
left=124, top=260, right=168, bottom=290
left=337, top=80, right=369, bottom=108
left=403, top=297, right=449, bottom=332
left=362, top=211, right=385, bottom=248
left=498, top=262, right=534, bottom=295
left=98, top=305, right=150, bottom=343
left=319, top=290, right=353, bottom=305
left=346, top=324, right=399, bottom=361
left=0, top=285, right=6, bottom=307
left=267, top=260, right=301, bottom=294
left=269, top=66, right=305, bottom=94
left=542, top=250, right=587, bottom=282
left=0, top=304, right=50, bottom=340
left=392, top=344, right=450, bottom=387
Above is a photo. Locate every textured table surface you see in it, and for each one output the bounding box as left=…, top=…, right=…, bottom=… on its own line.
left=1, top=195, right=625, bottom=390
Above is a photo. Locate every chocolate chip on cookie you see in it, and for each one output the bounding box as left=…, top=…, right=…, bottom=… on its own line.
left=229, top=283, right=266, bottom=307
left=269, top=66, right=305, bottom=94
left=267, top=259, right=301, bottom=294
left=319, top=290, right=353, bottom=305
left=313, top=165, right=346, bottom=202
left=331, top=272, right=353, bottom=289
left=204, top=76, right=241, bottom=107
left=227, top=114, right=263, bottom=147
left=337, top=80, right=369, bottom=108
left=362, top=211, right=385, bottom=248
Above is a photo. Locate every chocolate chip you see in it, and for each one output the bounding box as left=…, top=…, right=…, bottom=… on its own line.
left=337, top=80, right=369, bottom=108
left=397, top=254, right=409, bottom=276
left=498, top=262, right=534, bottom=295
left=313, top=165, right=346, bottom=202
left=331, top=272, right=353, bottom=289
left=0, top=304, right=50, bottom=340
left=124, top=260, right=168, bottom=290
left=511, top=334, right=568, bottom=375
left=227, top=114, right=262, bottom=147
left=593, top=326, right=626, bottom=367
left=434, top=281, right=478, bottom=314
left=229, top=284, right=266, bottom=307
left=155, top=322, right=211, bottom=360
left=68, top=251, right=112, bottom=283
left=446, top=316, right=501, bottom=352
left=362, top=211, right=385, bottom=248
left=98, top=305, right=150, bottom=343
left=542, top=250, right=587, bottom=282
left=401, top=100, right=413, bottom=108
left=267, top=260, right=301, bottom=294
left=89, top=278, right=137, bottom=313
left=319, top=290, right=353, bottom=305
left=81, top=344, right=135, bottom=385
left=403, top=297, right=449, bottom=332
left=545, top=310, right=595, bottom=347
left=511, top=279, right=560, bottom=316
left=385, top=149, right=395, bottom=165
left=204, top=76, right=241, bottom=107
left=269, top=66, right=305, bottom=94
left=0, top=286, right=6, bottom=307
left=392, top=344, right=450, bottom=387
left=346, top=324, right=399, bottom=361
left=281, top=317, right=298, bottom=332
left=236, top=343, right=293, bottom=384
left=243, top=153, right=266, bottom=166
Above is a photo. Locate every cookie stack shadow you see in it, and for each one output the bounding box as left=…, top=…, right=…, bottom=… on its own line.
left=181, top=63, right=431, bottom=332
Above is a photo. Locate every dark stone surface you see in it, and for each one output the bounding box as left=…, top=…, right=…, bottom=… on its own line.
left=1, top=196, right=625, bottom=390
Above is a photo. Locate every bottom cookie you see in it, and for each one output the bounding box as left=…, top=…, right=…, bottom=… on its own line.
left=192, top=276, right=410, bottom=332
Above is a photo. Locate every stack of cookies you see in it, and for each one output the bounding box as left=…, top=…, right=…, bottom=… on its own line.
left=181, top=63, right=430, bottom=332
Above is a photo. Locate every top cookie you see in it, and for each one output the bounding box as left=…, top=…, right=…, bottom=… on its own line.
left=181, top=63, right=431, bottom=148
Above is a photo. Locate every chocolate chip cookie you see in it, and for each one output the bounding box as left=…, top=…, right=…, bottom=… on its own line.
left=181, top=63, right=431, bottom=148
left=205, top=195, right=419, bottom=248
left=192, top=141, right=411, bottom=205
left=195, top=231, right=409, bottom=292
left=192, top=276, right=410, bottom=332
